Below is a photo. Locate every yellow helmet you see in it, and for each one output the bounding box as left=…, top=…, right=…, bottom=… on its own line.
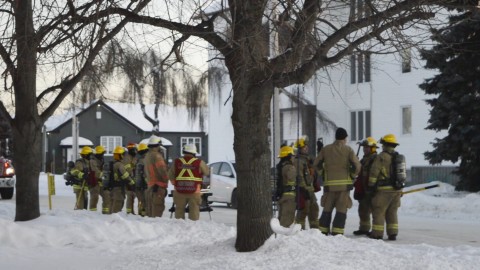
left=360, top=137, right=377, bottom=147
left=380, top=134, right=399, bottom=146
left=113, top=146, right=125, bottom=154
left=80, top=146, right=93, bottom=155
left=294, top=135, right=308, bottom=148
left=278, top=146, right=294, bottom=158
left=137, top=143, right=148, bottom=151
left=95, top=145, right=105, bottom=154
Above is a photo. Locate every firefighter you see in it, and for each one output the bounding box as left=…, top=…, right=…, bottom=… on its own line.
left=353, top=137, right=378, bottom=235
left=277, top=145, right=297, bottom=228
left=111, top=146, right=135, bottom=213
left=135, top=143, right=149, bottom=216
left=314, top=128, right=361, bottom=235
left=88, top=146, right=105, bottom=211
left=124, top=143, right=138, bottom=214
left=70, top=146, right=93, bottom=210
left=90, top=145, right=111, bottom=214
left=144, top=135, right=170, bottom=218
left=294, top=136, right=320, bottom=230
left=168, top=144, right=210, bottom=220
left=368, top=134, right=402, bottom=241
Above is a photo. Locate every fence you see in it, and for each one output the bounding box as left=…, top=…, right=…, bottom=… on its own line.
left=407, top=166, right=459, bottom=187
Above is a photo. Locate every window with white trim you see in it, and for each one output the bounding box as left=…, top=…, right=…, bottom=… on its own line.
left=350, top=52, right=371, bottom=84
left=402, top=106, right=412, bottom=135
left=350, top=110, right=371, bottom=141
left=100, top=136, right=123, bottom=155
left=181, top=137, right=202, bottom=156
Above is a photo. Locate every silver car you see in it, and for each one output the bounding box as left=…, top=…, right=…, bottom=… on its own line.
left=207, top=161, right=238, bottom=209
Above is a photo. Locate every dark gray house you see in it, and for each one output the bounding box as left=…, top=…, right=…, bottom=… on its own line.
left=45, top=100, right=208, bottom=174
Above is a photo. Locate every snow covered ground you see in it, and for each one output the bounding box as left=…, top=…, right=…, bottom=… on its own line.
left=1, top=173, right=479, bottom=270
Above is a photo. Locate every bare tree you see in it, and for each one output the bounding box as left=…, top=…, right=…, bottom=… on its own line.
left=0, top=0, right=151, bottom=222
left=76, top=41, right=208, bottom=134
left=105, top=0, right=464, bottom=252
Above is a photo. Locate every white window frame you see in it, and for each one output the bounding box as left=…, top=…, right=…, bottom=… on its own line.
left=100, top=136, right=123, bottom=156
left=402, top=106, right=412, bottom=135
left=350, top=110, right=371, bottom=141
left=180, top=137, right=202, bottom=156
left=350, top=52, right=371, bottom=84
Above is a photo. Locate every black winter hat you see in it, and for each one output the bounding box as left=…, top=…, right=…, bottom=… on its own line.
left=335, top=127, right=348, bottom=140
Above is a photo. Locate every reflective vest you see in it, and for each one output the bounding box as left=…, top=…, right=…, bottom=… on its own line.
left=174, top=157, right=202, bottom=193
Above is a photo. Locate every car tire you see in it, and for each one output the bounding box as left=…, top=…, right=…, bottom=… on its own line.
left=230, top=189, right=238, bottom=209
left=0, top=187, right=14, bottom=200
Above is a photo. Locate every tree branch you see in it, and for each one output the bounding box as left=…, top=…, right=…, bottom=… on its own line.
left=106, top=8, right=232, bottom=58
left=272, top=11, right=435, bottom=87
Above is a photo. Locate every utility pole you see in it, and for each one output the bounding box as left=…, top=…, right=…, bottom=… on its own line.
left=72, top=105, right=78, bottom=161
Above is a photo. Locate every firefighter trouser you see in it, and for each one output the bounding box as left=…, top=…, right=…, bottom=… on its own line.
left=357, top=194, right=372, bottom=232
left=111, top=186, right=126, bottom=213
left=370, top=190, right=401, bottom=238
left=89, top=185, right=100, bottom=211
left=126, top=189, right=136, bottom=214
left=73, top=185, right=88, bottom=210
left=318, top=191, right=352, bottom=235
left=100, top=188, right=111, bottom=214
left=278, top=194, right=296, bottom=227
left=173, top=191, right=202, bottom=220
left=295, top=190, right=319, bottom=229
left=145, top=186, right=167, bottom=218
left=135, top=189, right=146, bottom=216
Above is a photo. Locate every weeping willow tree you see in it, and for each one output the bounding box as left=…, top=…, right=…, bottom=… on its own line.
left=76, top=40, right=208, bottom=133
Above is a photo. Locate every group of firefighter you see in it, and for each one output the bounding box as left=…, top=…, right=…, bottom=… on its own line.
left=276, top=127, right=402, bottom=240
left=68, top=135, right=210, bottom=220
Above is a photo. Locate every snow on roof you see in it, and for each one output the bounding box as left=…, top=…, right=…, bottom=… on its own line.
left=59, top=136, right=93, bottom=146
left=105, top=102, right=205, bottom=133
left=45, top=101, right=206, bottom=133
left=44, top=112, right=74, bottom=131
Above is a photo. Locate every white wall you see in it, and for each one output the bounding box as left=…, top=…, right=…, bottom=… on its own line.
left=314, top=50, right=453, bottom=167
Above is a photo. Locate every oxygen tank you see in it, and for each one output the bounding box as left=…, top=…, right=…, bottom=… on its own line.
left=102, top=161, right=113, bottom=189
left=135, top=162, right=145, bottom=189
left=393, top=154, right=407, bottom=190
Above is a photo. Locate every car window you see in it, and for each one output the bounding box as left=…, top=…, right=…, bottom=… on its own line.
left=219, top=162, right=234, bottom=177
left=210, top=162, right=222, bottom=175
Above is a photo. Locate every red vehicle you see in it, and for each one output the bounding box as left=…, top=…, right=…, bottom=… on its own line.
left=0, top=157, right=15, bottom=199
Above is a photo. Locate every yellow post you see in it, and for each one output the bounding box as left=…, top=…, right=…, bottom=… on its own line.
left=48, top=173, right=56, bottom=210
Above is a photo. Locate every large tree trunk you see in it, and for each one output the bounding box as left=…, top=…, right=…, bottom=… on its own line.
left=232, top=75, right=274, bottom=252
left=12, top=120, right=42, bottom=221
left=13, top=0, right=42, bottom=221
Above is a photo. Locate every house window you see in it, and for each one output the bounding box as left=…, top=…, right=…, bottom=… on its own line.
left=181, top=137, right=202, bottom=156
left=350, top=0, right=370, bottom=20
left=401, top=49, right=411, bottom=73
left=350, top=110, right=371, bottom=141
left=402, top=106, right=412, bottom=135
left=100, top=136, right=123, bottom=155
left=350, top=52, right=371, bottom=84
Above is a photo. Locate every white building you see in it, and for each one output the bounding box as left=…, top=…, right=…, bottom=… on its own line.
left=206, top=1, right=455, bottom=175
